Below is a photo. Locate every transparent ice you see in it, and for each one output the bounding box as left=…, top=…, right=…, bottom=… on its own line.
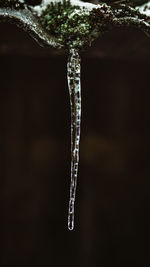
left=67, top=49, right=81, bottom=231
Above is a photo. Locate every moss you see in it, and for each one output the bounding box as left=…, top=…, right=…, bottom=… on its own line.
left=40, top=0, right=114, bottom=49
left=112, top=3, right=149, bottom=20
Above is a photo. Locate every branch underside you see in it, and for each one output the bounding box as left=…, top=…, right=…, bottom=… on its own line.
left=112, top=4, right=150, bottom=36
left=113, top=16, right=150, bottom=37
left=0, top=7, right=62, bottom=48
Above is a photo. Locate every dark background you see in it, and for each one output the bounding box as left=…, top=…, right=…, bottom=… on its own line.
left=0, top=23, right=150, bottom=266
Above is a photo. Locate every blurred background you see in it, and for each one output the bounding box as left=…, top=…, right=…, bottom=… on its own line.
left=0, top=22, right=150, bottom=266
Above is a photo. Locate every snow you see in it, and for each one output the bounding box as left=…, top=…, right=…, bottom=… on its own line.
left=33, top=0, right=103, bottom=16
left=136, top=1, right=150, bottom=17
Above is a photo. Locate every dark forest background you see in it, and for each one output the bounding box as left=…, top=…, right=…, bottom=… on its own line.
left=0, top=23, right=150, bottom=266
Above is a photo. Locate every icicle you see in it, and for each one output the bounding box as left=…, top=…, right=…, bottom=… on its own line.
left=67, top=48, right=81, bottom=231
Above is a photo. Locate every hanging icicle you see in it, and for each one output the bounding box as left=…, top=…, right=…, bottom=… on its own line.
left=1, top=0, right=150, bottom=232
left=67, top=48, right=81, bottom=230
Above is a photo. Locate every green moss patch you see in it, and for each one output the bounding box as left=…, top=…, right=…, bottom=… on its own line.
left=40, top=0, right=114, bottom=49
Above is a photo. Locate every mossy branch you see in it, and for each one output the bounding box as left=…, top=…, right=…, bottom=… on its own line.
left=0, top=0, right=150, bottom=50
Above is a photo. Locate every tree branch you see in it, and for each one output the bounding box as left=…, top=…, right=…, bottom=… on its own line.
left=0, top=7, right=62, bottom=48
